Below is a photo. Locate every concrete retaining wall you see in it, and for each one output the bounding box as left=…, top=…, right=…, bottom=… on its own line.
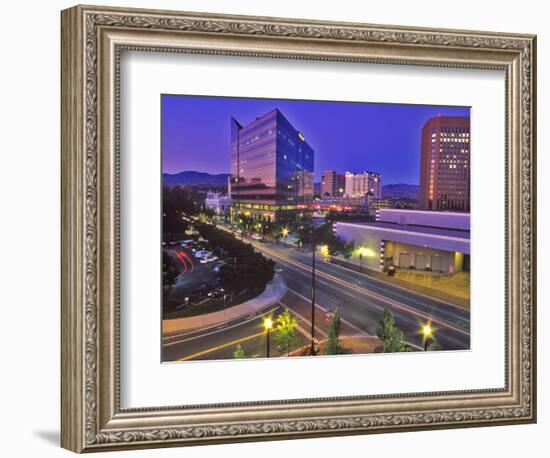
left=163, top=274, right=286, bottom=335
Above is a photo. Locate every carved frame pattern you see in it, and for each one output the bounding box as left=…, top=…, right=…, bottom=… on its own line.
left=61, top=5, right=536, bottom=453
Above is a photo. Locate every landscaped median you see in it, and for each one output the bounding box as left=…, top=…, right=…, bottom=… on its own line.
left=163, top=274, right=287, bottom=335
left=286, top=335, right=383, bottom=357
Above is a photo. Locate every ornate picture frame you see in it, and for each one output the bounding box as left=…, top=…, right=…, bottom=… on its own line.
left=61, top=4, right=536, bottom=453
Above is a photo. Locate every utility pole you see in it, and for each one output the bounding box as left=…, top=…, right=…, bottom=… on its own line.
left=310, top=228, right=317, bottom=356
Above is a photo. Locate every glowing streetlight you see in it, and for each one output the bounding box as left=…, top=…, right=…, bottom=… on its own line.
left=282, top=227, right=289, bottom=238
left=421, top=322, right=434, bottom=351
left=320, top=245, right=329, bottom=257
left=356, top=246, right=375, bottom=273
left=263, top=317, right=273, bottom=357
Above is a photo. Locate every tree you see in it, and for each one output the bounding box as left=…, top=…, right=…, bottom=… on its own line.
left=326, top=235, right=345, bottom=257
left=273, top=308, right=298, bottom=355
left=324, top=308, right=344, bottom=355
left=162, top=251, right=179, bottom=295
left=376, top=307, right=408, bottom=353
left=195, top=221, right=275, bottom=295
left=233, top=344, right=246, bottom=359
left=342, top=240, right=355, bottom=261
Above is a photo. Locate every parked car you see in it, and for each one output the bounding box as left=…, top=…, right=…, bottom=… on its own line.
left=194, top=250, right=211, bottom=259
left=200, top=255, right=218, bottom=264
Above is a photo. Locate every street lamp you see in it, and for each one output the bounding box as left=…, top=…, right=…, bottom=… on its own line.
left=421, top=322, right=434, bottom=351
left=357, top=247, right=367, bottom=272
left=263, top=317, right=273, bottom=358
left=282, top=227, right=289, bottom=238
left=220, top=288, right=226, bottom=320
left=357, top=246, right=374, bottom=273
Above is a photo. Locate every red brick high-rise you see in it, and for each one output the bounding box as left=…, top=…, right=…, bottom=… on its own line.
left=419, top=116, right=470, bottom=211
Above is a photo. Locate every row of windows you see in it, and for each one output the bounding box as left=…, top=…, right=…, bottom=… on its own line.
left=438, top=127, right=469, bottom=134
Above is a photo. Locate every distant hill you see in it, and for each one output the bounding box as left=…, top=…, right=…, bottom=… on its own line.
left=163, top=171, right=230, bottom=186
left=382, top=183, right=419, bottom=199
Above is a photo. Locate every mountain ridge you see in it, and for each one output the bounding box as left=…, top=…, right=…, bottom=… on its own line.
left=163, top=170, right=230, bottom=186
left=163, top=171, right=419, bottom=199
left=381, top=183, right=419, bottom=199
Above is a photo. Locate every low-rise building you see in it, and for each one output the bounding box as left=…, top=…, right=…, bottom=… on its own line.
left=334, top=209, right=470, bottom=274
left=205, top=192, right=232, bottom=215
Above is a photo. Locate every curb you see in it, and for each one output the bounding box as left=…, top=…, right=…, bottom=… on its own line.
left=163, top=274, right=287, bottom=335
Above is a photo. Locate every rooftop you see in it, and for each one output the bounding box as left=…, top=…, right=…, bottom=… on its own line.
left=336, top=220, right=470, bottom=240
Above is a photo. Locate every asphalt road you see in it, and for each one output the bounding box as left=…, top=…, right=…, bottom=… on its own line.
left=162, top=233, right=470, bottom=361
left=162, top=304, right=311, bottom=361
left=163, top=247, right=219, bottom=309
left=251, top=239, right=470, bottom=351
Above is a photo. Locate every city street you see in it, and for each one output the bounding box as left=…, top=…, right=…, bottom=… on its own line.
left=249, top=238, right=470, bottom=349
left=162, top=231, right=470, bottom=361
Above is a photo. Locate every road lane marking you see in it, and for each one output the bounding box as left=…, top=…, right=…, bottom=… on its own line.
left=177, top=331, right=264, bottom=361
left=251, top=241, right=470, bottom=337
left=280, top=303, right=328, bottom=339
left=163, top=306, right=280, bottom=345
left=323, top=257, right=468, bottom=312
left=284, top=289, right=370, bottom=337
left=284, top=290, right=428, bottom=351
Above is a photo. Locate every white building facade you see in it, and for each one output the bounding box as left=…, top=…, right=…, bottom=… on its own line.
left=205, top=192, right=232, bottom=215
left=335, top=209, right=470, bottom=274
left=344, top=171, right=382, bottom=198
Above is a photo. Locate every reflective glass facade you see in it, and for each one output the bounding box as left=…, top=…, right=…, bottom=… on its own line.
left=230, top=109, right=314, bottom=220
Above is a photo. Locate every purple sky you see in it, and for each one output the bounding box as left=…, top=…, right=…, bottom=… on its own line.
left=162, top=95, right=470, bottom=184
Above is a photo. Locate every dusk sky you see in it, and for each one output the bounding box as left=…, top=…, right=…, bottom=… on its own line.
left=162, top=95, right=470, bottom=185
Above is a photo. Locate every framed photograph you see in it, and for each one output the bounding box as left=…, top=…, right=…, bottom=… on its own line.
left=61, top=4, right=537, bottom=453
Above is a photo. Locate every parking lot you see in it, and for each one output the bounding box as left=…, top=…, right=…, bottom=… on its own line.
left=163, top=237, right=257, bottom=318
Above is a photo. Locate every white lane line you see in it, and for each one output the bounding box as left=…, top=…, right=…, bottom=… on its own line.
left=275, top=244, right=467, bottom=314
left=284, top=289, right=370, bottom=337
left=257, top=243, right=469, bottom=337
left=280, top=302, right=328, bottom=339
left=162, top=306, right=279, bottom=347
left=285, top=289, right=428, bottom=352
left=319, top=257, right=469, bottom=312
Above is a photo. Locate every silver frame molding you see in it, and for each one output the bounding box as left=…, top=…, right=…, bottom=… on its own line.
left=61, top=4, right=537, bottom=453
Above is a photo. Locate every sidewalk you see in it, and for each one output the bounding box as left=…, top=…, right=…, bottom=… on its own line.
left=163, top=274, right=287, bottom=335
left=329, top=255, right=470, bottom=308
left=287, top=335, right=382, bottom=357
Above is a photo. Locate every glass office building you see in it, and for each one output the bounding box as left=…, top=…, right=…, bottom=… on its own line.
left=230, top=109, right=314, bottom=221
